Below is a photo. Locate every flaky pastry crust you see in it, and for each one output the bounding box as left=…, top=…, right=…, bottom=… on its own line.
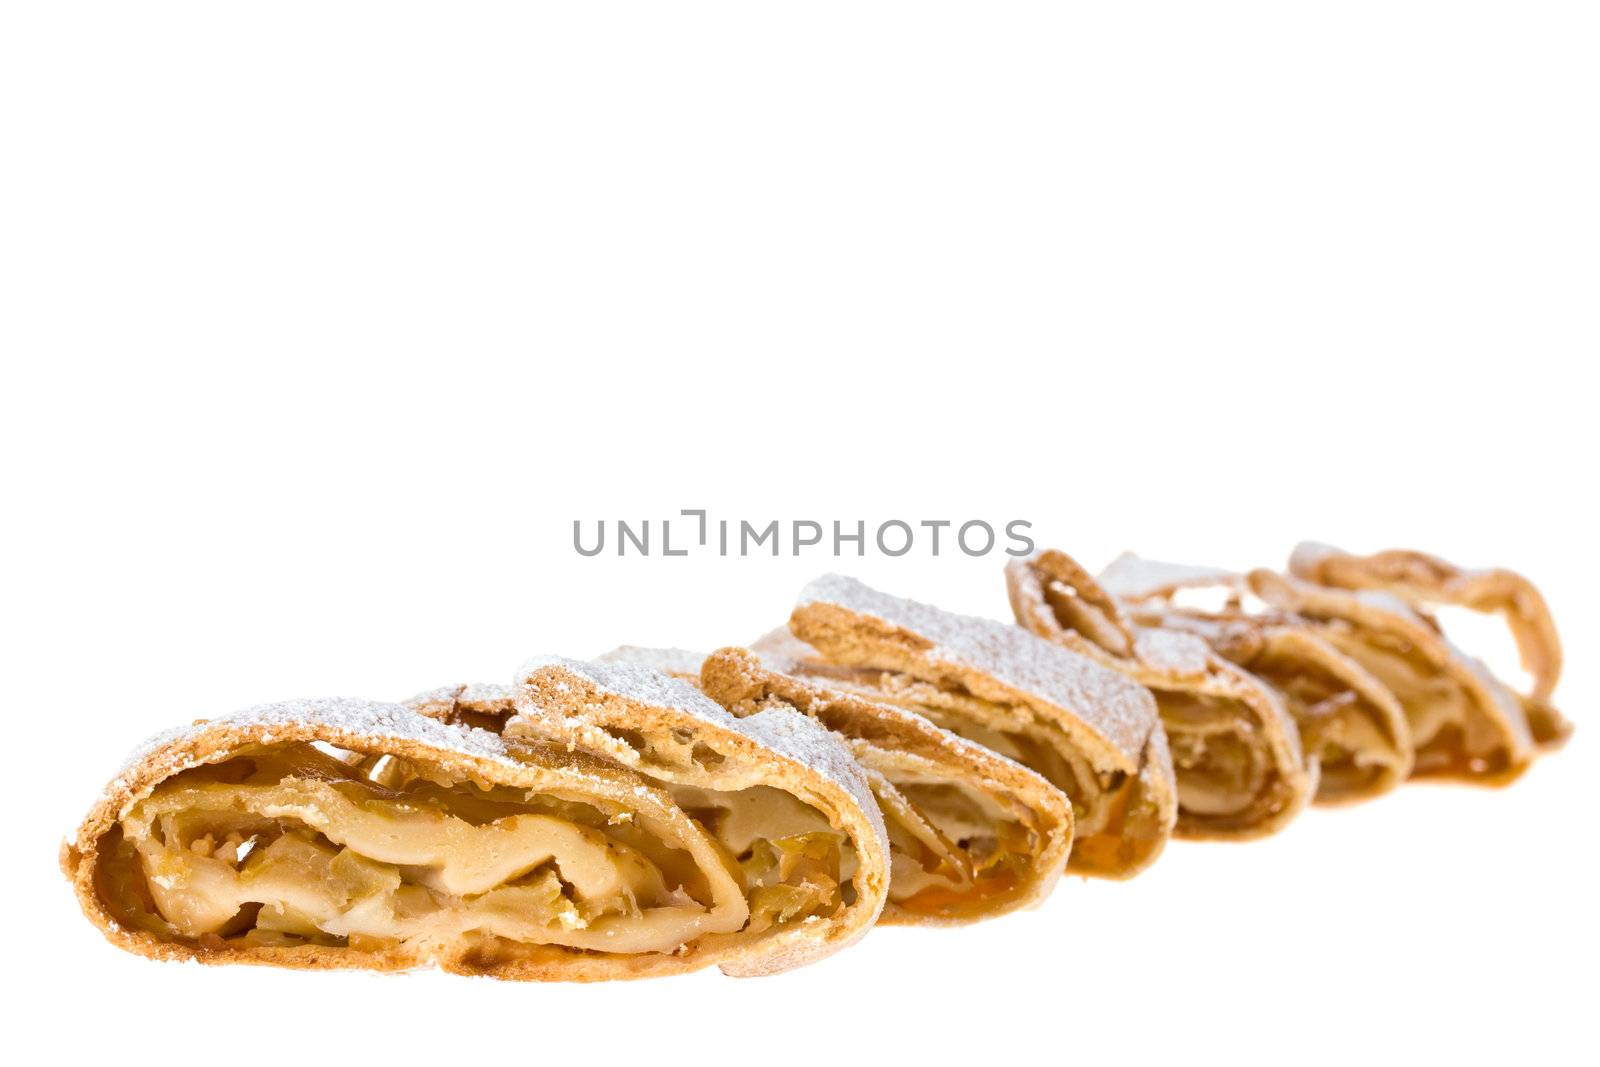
left=701, top=646, right=1073, bottom=924
left=66, top=681, right=886, bottom=981
left=781, top=574, right=1176, bottom=879
left=1288, top=543, right=1571, bottom=750
left=508, top=657, right=890, bottom=976
left=1009, top=550, right=1312, bottom=836
left=1247, top=569, right=1537, bottom=784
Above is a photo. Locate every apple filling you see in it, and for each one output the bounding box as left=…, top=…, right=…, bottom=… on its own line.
left=1314, top=622, right=1512, bottom=778
left=1153, top=688, right=1282, bottom=823
left=797, top=668, right=1116, bottom=830
left=784, top=663, right=1169, bottom=877
left=98, top=742, right=848, bottom=958
left=864, top=768, right=1032, bottom=916
left=1236, top=643, right=1403, bottom=799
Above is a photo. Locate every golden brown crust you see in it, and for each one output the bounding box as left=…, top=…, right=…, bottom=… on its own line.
left=509, top=657, right=890, bottom=977
left=1247, top=569, right=1536, bottom=784
left=699, top=646, right=1073, bottom=924
left=1133, top=608, right=1415, bottom=803
left=1008, top=552, right=1312, bottom=838
left=785, top=574, right=1175, bottom=878
left=1289, top=543, right=1571, bottom=750
left=66, top=688, right=886, bottom=981
left=1092, top=551, right=1536, bottom=793
left=404, top=683, right=517, bottom=730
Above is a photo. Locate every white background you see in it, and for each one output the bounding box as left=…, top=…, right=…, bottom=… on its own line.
left=4, top=3, right=1596, bottom=1064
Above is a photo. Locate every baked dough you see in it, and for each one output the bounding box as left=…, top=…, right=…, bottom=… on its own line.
left=413, top=650, right=1066, bottom=925
left=1008, top=551, right=1312, bottom=836
left=1096, top=554, right=1417, bottom=800
left=64, top=679, right=888, bottom=980
left=779, top=574, right=1175, bottom=879
left=596, top=646, right=707, bottom=682
left=406, top=682, right=520, bottom=732
left=505, top=657, right=890, bottom=968
left=1102, top=554, right=1534, bottom=785
left=1288, top=543, right=1572, bottom=750
left=701, top=645, right=1073, bottom=924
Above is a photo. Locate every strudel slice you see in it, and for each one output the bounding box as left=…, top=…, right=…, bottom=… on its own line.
left=65, top=684, right=887, bottom=980
left=1103, top=554, right=1536, bottom=785
left=701, top=645, right=1073, bottom=924
left=1245, top=568, right=1538, bottom=783
left=1008, top=550, right=1311, bottom=837
left=780, top=574, right=1175, bottom=879
left=1288, top=543, right=1572, bottom=750
left=1097, top=553, right=1415, bottom=802
left=506, top=657, right=890, bottom=969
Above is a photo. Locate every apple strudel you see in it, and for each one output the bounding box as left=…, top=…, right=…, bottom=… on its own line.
left=1288, top=543, right=1572, bottom=750
left=779, top=574, right=1176, bottom=879
left=1245, top=569, right=1537, bottom=783
left=700, top=645, right=1073, bottom=924
left=1008, top=550, right=1312, bottom=836
left=1096, top=554, right=1417, bottom=801
left=64, top=683, right=887, bottom=980
left=1101, top=555, right=1536, bottom=785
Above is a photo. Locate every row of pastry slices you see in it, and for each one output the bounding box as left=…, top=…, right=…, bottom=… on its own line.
left=64, top=543, right=1568, bottom=982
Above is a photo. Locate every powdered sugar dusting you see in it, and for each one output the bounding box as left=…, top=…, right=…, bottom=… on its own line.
left=103, top=697, right=518, bottom=804
left=597, top=646, right=707, bottom=677
left=1353, top=587, right=1428, bottom=623
left=798, top=574, right=1155, bottom=758
left=748, top=627, right=822, bottom=670
left=1259, top=570, right=1434, bottom=628
left=1288, top=541, right=1340, bottom=574
left=737, top=706, right=886, bottom=843
left=404, top=684, right=462, bottom=708
left=1131, top=626, right=1213, bottom=675
left=519, top=656, right=884, bottom=844
left=403, top=683, right=517, bottom=720
left=518, top=655, right=741, bottom=729
left=459, top=682, right=516, bottom=705
left=1098, top=553, right=1239, bottom=600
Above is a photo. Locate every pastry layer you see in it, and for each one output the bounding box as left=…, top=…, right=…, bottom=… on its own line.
left=66, top=693, right=885, bottom=980
left=1009, top=552, right=1311, bottom=835
left=1249, top=569, right=1536, bottom=783
left=1288, top=543, right=1572, bottom=750
left=784, top=574, right=1175, bottom=878
left=701, top=646, right=1073, bottom=923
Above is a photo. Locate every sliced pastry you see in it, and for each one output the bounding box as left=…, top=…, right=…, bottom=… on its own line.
left=700, top=645, right=1073, bottom=924
left=1288, top=543, right=1572, bottom=749
left=506, top=657, right=890, bottom=969
left=65, top=684, right=888, bottom=980
left=1247, top=569, right=1537, bottom=783
left=1102, top=554, right=1535, bottom=785
left=406, top=652, right=1044, bottom=927
left=1096, top=554, right=1416, bottom=800
left=775, top=573, right=1176, bottom=879
left=1007, top=550, right=1312, bottom=835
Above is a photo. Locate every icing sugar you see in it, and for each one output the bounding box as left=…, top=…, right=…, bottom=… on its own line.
left=1098, top=553, right=1239, bottom=600
left=518, top=655, right=738, bottom=728
left=597, top=646, right=708, bottom=677
left=797, top=574, right=1155, bottom=757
